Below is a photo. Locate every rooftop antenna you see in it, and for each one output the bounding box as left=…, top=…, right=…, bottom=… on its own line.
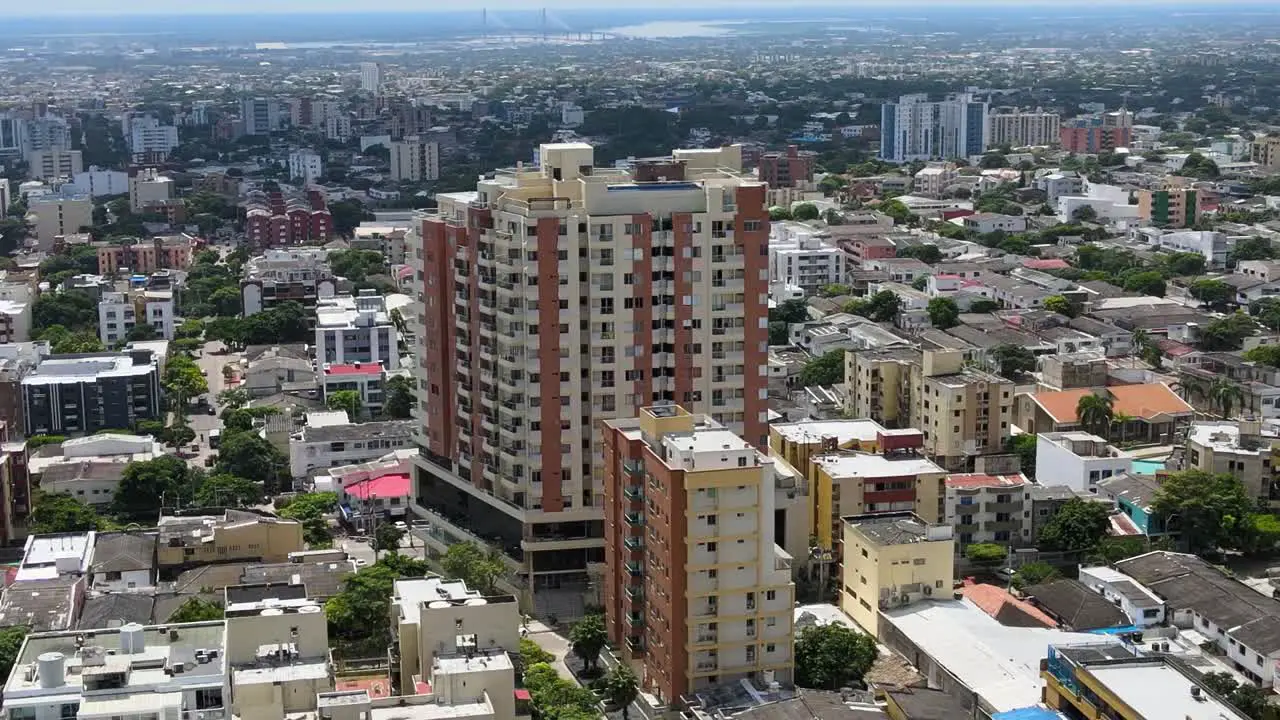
left=541, top=7, right=547, bottom=42
left=482, top=8, right=487, bottom=39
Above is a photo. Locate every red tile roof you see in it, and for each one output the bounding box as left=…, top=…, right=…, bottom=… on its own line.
left=344, top=473, right=411, bottom=500
left=960, top=580, right=1058, bottom=628
left=325, top=363, right=383, bottom=376
left=1031, top=383, right=1193, bottom=424
left=1022, top=258, right=1070, bottom=270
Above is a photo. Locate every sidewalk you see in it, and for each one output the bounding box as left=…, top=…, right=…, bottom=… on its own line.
left=524, top=619, right=580, bottom=685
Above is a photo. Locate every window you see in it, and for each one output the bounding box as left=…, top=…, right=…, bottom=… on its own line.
left=766, top=590, right=776, bottom=600
left=60, top=704, right=79, bottom=720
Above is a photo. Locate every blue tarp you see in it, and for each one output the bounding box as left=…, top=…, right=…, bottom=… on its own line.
left=1087, top=625, right=1141, bottom=635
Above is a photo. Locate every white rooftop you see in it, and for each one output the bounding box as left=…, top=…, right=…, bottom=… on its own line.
left=883, top=599, right=1100, bottom=713
left=771, top=419, right=886, bottom=447
left=664, top=428, right=754, bottom=455
left=1089, top=663, right=1248, bottom=720
left=23, top=354, right=154, bottom=385
left=17, top=532, right=95, bottom=581
left=1188, top=422, right=1260, bottom=454
left=306, top=411, right=351, bottom=428
left=434, top=650, right=514, bottom=676
left=393, top=577, right=483, bottom=627
left=813, top=452, right=944, bottom=480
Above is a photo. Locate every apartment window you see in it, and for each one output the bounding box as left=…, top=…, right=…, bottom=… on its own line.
left=59, top=705, right=79, bottom=720
left=706, top=542, right=717, bottom=552
left=766, top=590, right=776, bottom=600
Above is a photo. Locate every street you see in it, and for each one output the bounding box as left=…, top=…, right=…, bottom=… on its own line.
left=184, top=340, right=242, bottom=467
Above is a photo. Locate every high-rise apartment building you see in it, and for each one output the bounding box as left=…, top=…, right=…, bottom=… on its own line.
left=1137, top=181, right=1200, bottom=228
left=21, top=115, right=71, bottom=159
left=390, top=136, right=440, bottom=182
left=127, top=116, right=180, bottom=160
left=409, top=142, right=769, bottom=608
left=986, top=108, right=1061, bottom=148
left=288, top=150, right=324, bottom=185
left=240, top=97, right=281, bottom=136
left=879, top=93, right=988, bottom=163
left=1059, top=110, right=1133, bottom=154
left=844, top=348, right=1014, bottom=470
left=1251, top=135, right=1280, bottom=170
left=26, top=149, right=83, bottom=181
left=0, top=114, right=23, bottom=159
left=601, top=406, right=794, bottom=703
left=360, top=62, right=384, bottom=94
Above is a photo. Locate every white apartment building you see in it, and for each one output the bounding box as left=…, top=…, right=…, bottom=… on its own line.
left=315, top=291, right=399, bottom=370
left=289, top=150, right=324, bottom=185
left=913, top=162, right=957, bottom=198
left=127, top=116, right=180, bottom=158
left=240, top=97, right=282, bottom=136
left=1, top=621, right=231, bottom=720
left=129, top=168, right=174, bottom=213
left=767, top=222, right=845, bottom=296
left=390, top=136, right=440, bottom=182
left=240, top=248, right=338, bottom=316
left=943, top=473, right=1031, bottom=550
left=409, top=142, right=771, bottom=600
left=1035, top=431, right=1133, bottom=493
left=986, top=108, right=1061, bottom=148
left=0, top=178, right=9, bottom=215
left=391, top=576, right=520, bottom=711
left=26, top=149, right=83, bottom=181
left=880, top=93, right=989, bottom=163
left=360, top=62, right=384, bottom=93
left=1132, top=228, right=1231, bottom=267
left=561, top=102, right=585, bottom=127
left=320, top=362, right=387, bottom=412
left=1035, top=171, right=1084, bottom=204
left=98, top=289, right=176, bottom=345
left=0, top=114, right=23, bottom=159
left=326, top=114, right=353, bottom=142
left=27, top=194, right=92, bottom=248
left=289, top=417, right=414, bottom=480
left=69, top=167, right=129, bottom=198
left=22, top=115, right=71, bottom=158
left=0, top=300, right=31, bottom=344
left=962, top=212, right=1028, bottom=235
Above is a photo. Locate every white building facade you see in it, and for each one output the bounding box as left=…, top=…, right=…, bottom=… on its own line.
left=1035, top=431, right=1133, bottom=493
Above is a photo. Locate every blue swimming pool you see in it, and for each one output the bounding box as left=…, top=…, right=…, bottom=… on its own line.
left=1132, top=459, right=1166, bottom=474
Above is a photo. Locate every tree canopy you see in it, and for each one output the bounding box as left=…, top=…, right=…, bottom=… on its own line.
left=1038, top=499, right=1111, bottom=552
left=794, top=623, right=877, bottom=690
left=569, top=614, right=607, bottom=673
left=167, top=597, right=225, bottom=623
left=799, top=350, right=845, bottom=387
left=441, top=541, right=508, bottom=595
left=30, top=492, right=102, bottom=533
left=1152, top=470, right=1254, bottom=555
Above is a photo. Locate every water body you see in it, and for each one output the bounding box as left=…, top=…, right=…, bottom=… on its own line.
left=604, top=21, right=736, bottom=39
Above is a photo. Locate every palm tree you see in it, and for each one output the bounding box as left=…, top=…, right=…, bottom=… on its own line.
left=1130, top=329, right=1151, bottom=367
left=604, top=664, right=641, bottom=720
left=1112, top=411, right=1134, bottom=444
left=1077, top=393, right=1115, bottom=437
left=1209, top=377, right=1245, bottom=419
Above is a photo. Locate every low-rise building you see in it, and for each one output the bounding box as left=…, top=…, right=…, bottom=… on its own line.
left=315, top=291, right=399, bottom=370
left=98, top=289, right=176, bottom=344
left=839, top=512, right=954, bottom=637
left=20, top=350, right=162, bottom=437
left=241, top=248, right=338, bottom=316
left=962, top=212, right=1027, bottom=235
left=1044, top=640, right=1249, bottom=720
left=0, top=299, right=31, bottom=343
left=320, top=362, right=386, bottom=413
left=1016, top=384, right=1194, bottom=444
left=88, top=531, right=157, bottom=593
left=1077, top=565, right=1166, bottom=628
left=225, top=582, right=333, bottom=720
left=243, top=344, right=313, bottom=397
left=942, top=473, right=1030, bottom=550
left=30, top=433, right=164, bottom=506
left=1184, top=420, right=1280, bottom=509
left=1035, top=431, right=1132, bottom=493
left=288, top=417, right=414, bottom=480
left=156, top=510, right=304, bottom=569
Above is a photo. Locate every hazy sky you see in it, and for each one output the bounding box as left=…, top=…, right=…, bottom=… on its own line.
left=8, top=0, right=1242, bottom=17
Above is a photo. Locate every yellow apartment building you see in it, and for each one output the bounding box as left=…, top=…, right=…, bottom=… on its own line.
left=839, top=512, right=954, bottom=637
left=156, top=510, right=304, bottom=569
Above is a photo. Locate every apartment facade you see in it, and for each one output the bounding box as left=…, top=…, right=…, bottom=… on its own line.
left=128, top=168, right=173, bottom=212
left=27, top=149, right=83, bottom=181
left=880, top=93, right=988, bottom=163
left=156, top=511, right=304, bottom=568
left=410, top=143, right=770, bottom=608
left=1035, top=431, right=1132, bottom=493
left=601, top=406, right=794, bottom=703
left=1251, top=135, right=1280, bottom=170
left=844, top=348, right=1015, bottom=470
left=758, top=145, right=816, bottom=189
left=98, top=289, right=175, bottom=345
left=942, top=472, right=1030, bottom=551
left=289, top=150, right=324, bottom=184
left=1137, top=185, right=1199, bottom=228
left=127, top=116, right=180, bottom=159
left=314, top=291, right=399, bottom=370
left=241, top=189, right=333, bottom=248
left=985, top=108, right=1061, bottom=148
left=20, top=350, right=162, bottom=437
left=1059, top=110, right=1133, bottom=154
left=390, top=136, right=441, bottom=182
left=241, top=97, right=282, bottom=136
left=28, top=195, right=92, bottom=247
left=96, top=235, right=195, bottom=274
left=839, top=512, right=954, bottom=636
left=240, top=248, right=338, bottom=316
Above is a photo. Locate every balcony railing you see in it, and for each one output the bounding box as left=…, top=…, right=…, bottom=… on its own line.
left=626, top=561, right=643, bottom=576
left=624, top=511, right=644, bottom=527
left=623, top=485, right=644, bottom=501
left=624, top=535, right=644, bottom=551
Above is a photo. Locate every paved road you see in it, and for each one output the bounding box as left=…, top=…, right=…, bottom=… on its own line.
left=341, top=530, right=428, bottom=568
left=184, top=340, right=243, bottom=467
left=524, top=619, right=581, bottom=686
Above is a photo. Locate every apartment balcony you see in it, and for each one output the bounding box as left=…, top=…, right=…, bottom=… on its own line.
left=693, top=632, right=718, bottom=646
left=624, top=511, right=644, bottom=527
left=986, top=520, right=1022, bottom=533
left=626, top=635, right=645, bottom=653
left=626, top=561, right=644, bottom=577
left=625, top=584, right=644, bottom=602
left=984, top=502, right=1021, bottom=514
left=624, top=535, right=644, bottom=551
left=954, top=523, right=981, bottom=534
left=626, top=612, right=644, bottom=627
left=623, top=485, right=644, bottom=501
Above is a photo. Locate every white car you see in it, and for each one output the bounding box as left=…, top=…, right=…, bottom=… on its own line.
left=355, top=558, right=368, bottom=567
left=394, top=521, right=408, bottom=530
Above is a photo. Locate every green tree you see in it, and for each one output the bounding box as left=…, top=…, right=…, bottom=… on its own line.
left=926, top=297, right=960, bottom=329
left=215, top=431, right=287, bottom=494
left=217, top=388, right=252, bottom=411
left=1122, top=271, right=1167, bottom=297
left=768, top=321, right=789, bottom=346
left=603, top=664, right=641, bottom=719
left=329, top=199, right=375, bottom=237
left=1209, top=376, right=1245, bottom=419
left=793, top=623, right=877, bottom=690
left=1043, top=295, right=1075, bottom=317
left=26, top=434, right=67, bottom=450
left=32, top=291, right=98, bottom=332
left=194, top=474, right=261, bottom=507
left=820, top=283, right=851, bottom=298
left=325, top=564, right=398, bottom=654
left=968, top=298, right=999, bottom=314
left=897, top=244, right=942, bottom=263
left=1012, top=561, right=1061, bottom=590
left=991, top=343, right=1036, bottom=379
left=126, top=323, right=160, bottom=342
left=769, top=298, right=810, bottom=324
left=768, top=206, right=793, bottom=222
left=441, top=541, right=507, bottom=594
left=965, top=543, right=1007, bottom=565
left=1038, top=499, right=1111, bottom=552
left=114, top=456, right=195, bottom=517
left=382, top=376, right=414, bottom=419
left=0, top=627, right=28, bottom=685
left=799, top=350, right=845, bottom=387
left=1007, top=434, right=1037, bottom=478
left=1070, top=205, right=1098, bottom=223
left=372, top=523, right=407, bottom=554
left=1162, top=252, right=1207, bottom=277
left=569, top=614, right=608, bottom=673
left=161, top=424, right=197, bottom=449
left=279, top=492, right=339, bottom=548
left=30, top=492, right=101, bottom=533
left=1232, top=236, right=1276, bottom=263
left=1076, top=394, right=1114, bottom=436
left=1189, top=279, right=1234, bottom=310
left=864, top=289, right=902, bottom=322
left=1199, top=312, right=1257, bottom=351
left=326, top=389, right=363, bottom=421
left=792, top=203, right=820, bottom=221
left=167, top=597, right=225, bottom=622
left=1152, top=470, right=1253, bottom=554
left=519, top=637, right=554, bottom=666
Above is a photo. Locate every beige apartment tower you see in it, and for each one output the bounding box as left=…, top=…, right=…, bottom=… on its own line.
left=986, top=109, right=1061, bottom=148
left=409, top=142, right=771, bottom=614
left=390, top=136, right=440, bottom=182
left=602, top=406, right=795, bottom=703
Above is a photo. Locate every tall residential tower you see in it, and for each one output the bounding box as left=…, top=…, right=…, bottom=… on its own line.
left=879, top=93, right=988, bottom=163
left=408, top=143, right=770, bottom=611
